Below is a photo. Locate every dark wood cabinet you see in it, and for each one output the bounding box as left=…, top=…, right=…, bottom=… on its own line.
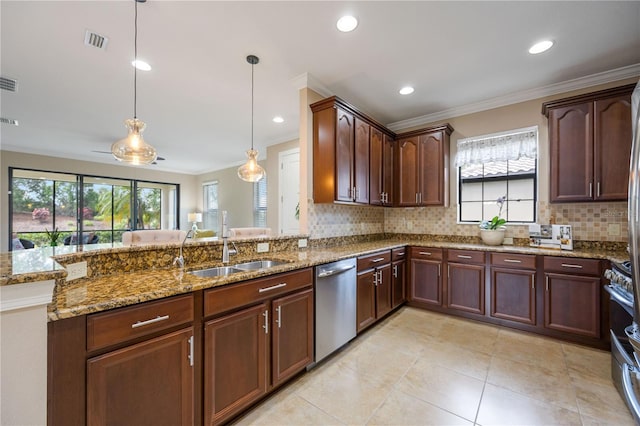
left=87, top=328, right=194, bottom=426
left=204, top=304, right=267, bottom=425
left=490, top=253, right=537, bottom=325
left=396, top=125, right=452, bottom=206
left=543, top=257, right=602, bottom=338
left=409, top=247, right=443, bottom=306
left=370, top=129, right=394, bottom=205
left=312, top=96, right=392, bottom=205
left=391, top=248, right=407, bottom=308
left=446, top=250, right=485, bottom=315
left=357, top=251, right=393, bottom=332
left=543, top=84, right=634, bottom=202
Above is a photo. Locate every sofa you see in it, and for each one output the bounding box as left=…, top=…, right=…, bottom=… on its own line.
left=121, top=230, right=187, bottom=245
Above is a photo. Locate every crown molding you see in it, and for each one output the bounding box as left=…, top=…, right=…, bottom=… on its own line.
left=290, top=72, right=333, bottom=98
left=386, top=64, right=640, bottom=132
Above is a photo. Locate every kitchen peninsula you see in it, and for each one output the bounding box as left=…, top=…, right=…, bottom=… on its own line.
left=0, top=233, right=628, bottom=425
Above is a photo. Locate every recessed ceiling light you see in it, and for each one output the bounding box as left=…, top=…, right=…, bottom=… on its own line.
left=132, top=59, right=151, bottom=71
left=337, top=15, right=358, bottom=32
left=273, top=116, right=284, bottom=123
left=399, top=86, right=414, bottom=95
left=528, top=40, right=554, bottom=54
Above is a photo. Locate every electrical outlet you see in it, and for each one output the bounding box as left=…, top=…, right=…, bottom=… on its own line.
left=406, top=220, right=413, bottom=231
left=257, top=242, right=269, bottom=253
left=298, top=238, right=308, bottom=248
left=608, top=223, right=621, bottom=236
left=503, top=237, right=514, bottom=245
left=66, top=261, right=87, bottom=281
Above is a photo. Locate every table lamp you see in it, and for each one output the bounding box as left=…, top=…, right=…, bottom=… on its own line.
left=188, top=212, right=202, bottom=233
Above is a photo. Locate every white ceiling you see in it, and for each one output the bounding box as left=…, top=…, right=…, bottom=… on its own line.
left=1, top=1, right=639, bottom=175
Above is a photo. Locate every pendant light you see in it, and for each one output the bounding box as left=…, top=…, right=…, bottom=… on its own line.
left=237, top=55, right=266, bottom=182
left=111, top=0, right=157, bottom=166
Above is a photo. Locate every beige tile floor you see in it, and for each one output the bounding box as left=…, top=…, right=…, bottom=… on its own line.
left=233, top=307, right=635, bottom=425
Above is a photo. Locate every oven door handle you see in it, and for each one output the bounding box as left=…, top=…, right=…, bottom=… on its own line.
left=605, top=285, right=635, bottom=311
left=622, top=363, right=640, bottom=424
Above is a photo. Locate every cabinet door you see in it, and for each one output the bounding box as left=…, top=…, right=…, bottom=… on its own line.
left=549, top=103, right=594, bottom=202
left=369, top=127, right=384, bottom=205
left=354, top=118, right=370, bottom=204
left=336, top=108, right=355, bottom=202
left=383, top=134, right=394, bottom=205
left=410, top=259, right=442, bottom=306
left=397, top=137, right=420, bottom=206
left=544, top=273, right=600, bottom=338
left=419, top=131, right=447, bottom=205
left=87, top=328, right=194, bottom=426
left=594, top=94, right=632, bottom=201
left=447, top=263, right=485, bottom=315
left=490, top=267, right=536, bottom=325
left=357, top=270, right=376, bottom=332
left=392, top=259, right=406, bottom=308
left=376, top=264, right=393, bottom=319
left=272, top=289, right=313, bottom=387
left=204, top=303, right=268, bottom=425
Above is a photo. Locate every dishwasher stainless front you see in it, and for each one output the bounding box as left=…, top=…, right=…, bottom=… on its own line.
left=314, top=258, right=357, bottom=363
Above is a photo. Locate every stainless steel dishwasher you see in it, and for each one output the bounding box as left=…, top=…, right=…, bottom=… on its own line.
left=314, top=258, right=357, bottom=363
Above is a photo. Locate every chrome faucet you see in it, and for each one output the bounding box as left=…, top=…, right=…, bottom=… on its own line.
left=222, top=237, right=237, bottom=264
left=173, top=229, right=193, bottom=268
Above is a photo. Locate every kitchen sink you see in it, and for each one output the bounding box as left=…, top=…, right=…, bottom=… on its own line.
left=232, top=260, right=288, bottom=271
left=188, top=266, right=243, bottom=278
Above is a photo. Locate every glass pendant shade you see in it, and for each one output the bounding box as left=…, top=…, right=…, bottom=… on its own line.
left=111, top=118, right=157, bottom=165
left=237, top=148, right=266, bottom=182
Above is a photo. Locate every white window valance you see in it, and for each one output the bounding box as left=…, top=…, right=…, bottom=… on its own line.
left=455, top=126, right=537, bottom=168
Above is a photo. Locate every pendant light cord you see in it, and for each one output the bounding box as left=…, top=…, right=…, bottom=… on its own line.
left=133, top=0, right=138, bottom=119
left=251, top=60, right=254, bottom=150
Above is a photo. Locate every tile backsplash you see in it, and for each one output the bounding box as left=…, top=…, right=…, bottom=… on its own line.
left=309, top=199, right=628, bottom=243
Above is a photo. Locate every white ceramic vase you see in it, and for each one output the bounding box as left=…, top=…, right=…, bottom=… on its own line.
left=480, top=229, right=505, bottom=246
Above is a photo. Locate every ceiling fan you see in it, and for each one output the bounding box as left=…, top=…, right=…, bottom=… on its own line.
left=91, top=150, right=166, bottom=165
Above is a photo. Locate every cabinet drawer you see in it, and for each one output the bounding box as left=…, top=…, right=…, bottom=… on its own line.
left=410, top=247, right=443, bottom=260
left=448, top=249, right=485, bottom=264
left=392, top=247, right=407, bottom=261
left=491, top=252, right=536, bottom=269
left=87, top=294, right=194, bottom=352
left=544, top=257, right=601, bottom=276
left=357, top=250, right=391, bottom=271
left=204, top=268, right=313, bottom=317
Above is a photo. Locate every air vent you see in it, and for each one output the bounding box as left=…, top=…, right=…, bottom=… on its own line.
left=84, top=30, right=109, bottom=50
left=0, top=117, right=19, bottom=126
left=0, top=77, right=17, bottom=92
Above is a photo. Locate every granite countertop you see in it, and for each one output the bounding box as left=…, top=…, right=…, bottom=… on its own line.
left=46, top=239, right=629, bottom=321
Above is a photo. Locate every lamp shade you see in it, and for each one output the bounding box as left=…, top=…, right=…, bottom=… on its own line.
left=111, top=118, right=157, bottom=165
left=188, top=213, right=202, bottom=223
left=237, top=149, right=266, bottom=182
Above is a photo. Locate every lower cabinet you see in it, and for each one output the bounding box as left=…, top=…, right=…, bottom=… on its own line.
left=203, top=269, right=314, bottom=425
left=490, top=253, right=536, bottom=325
left=357, top=250, right=394, bottom=333
left=446, top=249, right=485, bottom=315
left=391, top=247, right=407, bottom=308
left=409, top=247, right=443, bottom=306
left=87, top=328, right=194, bottom=426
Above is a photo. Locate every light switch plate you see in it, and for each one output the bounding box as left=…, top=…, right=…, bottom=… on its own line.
left=608, top=223, right=621, bottom=236
left=257, top=242, right=269, bottom=253
left=66, top=261, right=87, bottom=281
left=298, top=239, right=308, bottom=248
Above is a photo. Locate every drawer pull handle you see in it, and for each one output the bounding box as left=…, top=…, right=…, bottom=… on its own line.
left=397, top=252, right=405, bottom=256
left=457, top=255, right=472, bottom=259
left=371, top=257, right=386, bottom=263
left=504, top=259, right=522, bottom=263
left=419, top=251, right=432, bottom=256
left=561, top=263, right=583, bottom=269
left=131, top=315, right=170, bottom=329
left=258, top=282, right=287, bottom=293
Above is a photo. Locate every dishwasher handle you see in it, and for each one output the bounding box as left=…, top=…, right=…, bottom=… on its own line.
left=317, top=263, right=355, bottom=278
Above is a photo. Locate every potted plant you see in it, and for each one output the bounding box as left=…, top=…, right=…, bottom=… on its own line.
left=45, top=227, right=61, bottom=247
left=479, top=196, right=507, bottom=246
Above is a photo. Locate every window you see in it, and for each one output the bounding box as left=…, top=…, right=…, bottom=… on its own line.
left=254, top=177, right=267, bottom=227
left=456, top=127, right=537, bottom=224
left=9, top=168, right=179, bottom=249
left=203, top=181, right=219, bottom=233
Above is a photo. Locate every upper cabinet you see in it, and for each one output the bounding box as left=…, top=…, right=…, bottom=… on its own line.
left=370, top=129, right=394, bottom=206
left=396, top=125, right=452, bottom=207
left=312, top=97, right=392, bottom=205
left=543, top=84, right=634, bottom=203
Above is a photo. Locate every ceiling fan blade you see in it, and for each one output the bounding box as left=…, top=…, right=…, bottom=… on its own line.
left=91, top=150, right=113, bottom=154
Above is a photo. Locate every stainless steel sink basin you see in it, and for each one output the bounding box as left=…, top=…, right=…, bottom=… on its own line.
left=188, top=266, right=242, bottom=278
left=233, top=260, right=288, bottom=271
